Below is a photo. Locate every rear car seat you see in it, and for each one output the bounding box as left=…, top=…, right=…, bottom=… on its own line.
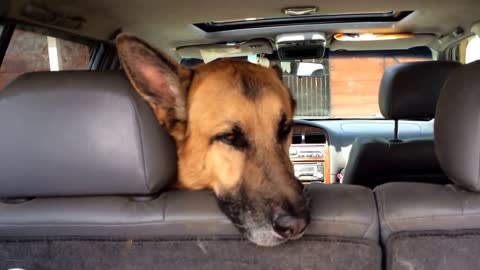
left=343, top=61, right=460, bottom=189
left=0, top=71, right=381, bottom=269
left=376, top=61, right=480, bottom=270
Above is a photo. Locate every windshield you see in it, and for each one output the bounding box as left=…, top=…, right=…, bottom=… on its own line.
left=181, top=47, right=432, bottom=119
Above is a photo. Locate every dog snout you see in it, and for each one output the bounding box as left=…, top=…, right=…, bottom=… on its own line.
left=272, top=205, right=309, bottom=239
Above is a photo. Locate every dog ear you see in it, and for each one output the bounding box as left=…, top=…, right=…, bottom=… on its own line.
left=271, top=64, right=284, bottom=80
left=270, top=64, right=296, bottom=113
left=116, top=33, right=192, bottom=141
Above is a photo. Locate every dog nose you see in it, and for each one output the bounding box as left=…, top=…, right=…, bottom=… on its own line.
left=272, top=208, right=308, bottom=239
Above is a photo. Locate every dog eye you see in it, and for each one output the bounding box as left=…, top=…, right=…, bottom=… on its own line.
left=219, top=133, right=236, bottom=144
left=277, top=112, right=293, bottom=142
left=278, top=122, right=293, bottom=142
left=212, top=126, right=248, bottom=150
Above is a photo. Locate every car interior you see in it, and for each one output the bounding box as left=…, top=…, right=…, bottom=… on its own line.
left=1, top=0, right=480, bottom=269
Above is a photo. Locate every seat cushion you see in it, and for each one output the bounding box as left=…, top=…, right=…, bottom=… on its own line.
left=307, top=184, right=379, bottom=240
left=386, top=230, right=480, bottom=270
left=0, top=184, right=379, bottom=240
left=0, top=184, right=380, bottom=270
left=0, top=236, right=381, bottom=270
left=376, top=183, right=480, bottom=270
left=375, top=182, right=480, bottom=242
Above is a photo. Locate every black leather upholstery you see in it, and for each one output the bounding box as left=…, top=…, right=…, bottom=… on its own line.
left=343, top=138, right=450, bottom=189
left=379, top=61, right=461, bottom=120
left=0, top=71, right=177, bottom=197
left=343, top=61, right=460, bottom=188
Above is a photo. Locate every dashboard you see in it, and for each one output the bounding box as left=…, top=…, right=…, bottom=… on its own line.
left=291, top=119, right=435, bottom=184
left=290, top=124, right=330, bottom=184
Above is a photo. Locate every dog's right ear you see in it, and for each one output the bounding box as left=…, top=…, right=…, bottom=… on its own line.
left=116, top=33, right=192, bottom=141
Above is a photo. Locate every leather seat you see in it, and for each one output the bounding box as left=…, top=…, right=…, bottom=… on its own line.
left=0, top=71, right=381, bottom=269
left=343, top=61, right=460, bottom=189
left=376, top=61, right=480, bottom=270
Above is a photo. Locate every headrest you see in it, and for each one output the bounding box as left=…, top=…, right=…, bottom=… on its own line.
left=435, top=61, right=480, bottom=192
left=0, top=71, right=177, bottom=197
left=379, top=61, right=461, bottom=120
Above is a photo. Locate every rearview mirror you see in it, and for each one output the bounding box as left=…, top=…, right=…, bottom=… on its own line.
left=296, top=62, right=325, bottom=76
left=280, top=62, right=325, bottom=77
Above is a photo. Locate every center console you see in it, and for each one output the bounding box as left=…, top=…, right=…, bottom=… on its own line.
left=291, top=124, right=330, bottom=184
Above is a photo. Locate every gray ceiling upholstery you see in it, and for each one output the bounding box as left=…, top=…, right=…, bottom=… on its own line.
left=4, top=0, right=480, bottom=55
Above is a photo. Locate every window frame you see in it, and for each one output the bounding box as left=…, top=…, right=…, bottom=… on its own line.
left=445, top=34, right=476, bottom=63
left=0, top=21, right=15, bottom=65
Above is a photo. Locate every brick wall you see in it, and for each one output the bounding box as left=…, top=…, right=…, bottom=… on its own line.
left=0, top=29, right=90, bottom=90
left=330, top=56, right=427, bottom=118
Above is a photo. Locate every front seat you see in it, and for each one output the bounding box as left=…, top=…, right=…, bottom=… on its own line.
left=376, top=61, right=480, bottom=270
left=343, top=61, right=460, bottom=189
left=0, top=71, right=381, bottom=269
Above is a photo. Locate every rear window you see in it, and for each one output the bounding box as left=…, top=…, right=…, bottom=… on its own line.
left=218, top=47, right=432, bottom=119
left=0, top=26, right=93, bottom=90
left=276, top=49, right=432, bottom=118
left=325, top=49, right=431, bottom=118
left=183, top=47, right=432, bottom=119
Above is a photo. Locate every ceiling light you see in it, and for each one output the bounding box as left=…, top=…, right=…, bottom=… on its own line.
left=283, top=7, right=318, bottom=16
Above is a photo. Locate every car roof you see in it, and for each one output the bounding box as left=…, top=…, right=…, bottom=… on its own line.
left=4, top=0, right=480, bottom=55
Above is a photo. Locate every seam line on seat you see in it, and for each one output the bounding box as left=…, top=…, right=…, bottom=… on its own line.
left=124, top=78, right=150, bottom=192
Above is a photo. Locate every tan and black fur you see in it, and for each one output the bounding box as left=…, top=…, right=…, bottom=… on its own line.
left=116, top=34, right=310, bottom=246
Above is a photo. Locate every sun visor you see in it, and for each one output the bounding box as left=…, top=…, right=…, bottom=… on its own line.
left=329, top=34, right=435, bottom=51
left=176, top=39, right=273, bottom=63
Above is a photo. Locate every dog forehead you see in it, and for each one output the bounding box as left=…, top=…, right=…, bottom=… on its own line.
left=193, top=60, right=287, bottom=96
left=187, top=62, right=292, bottom=129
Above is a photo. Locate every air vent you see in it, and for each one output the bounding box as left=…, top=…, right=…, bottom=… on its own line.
left=292, top=134, right=303, bottom=144
left=304, top=133, right=326, bottom=144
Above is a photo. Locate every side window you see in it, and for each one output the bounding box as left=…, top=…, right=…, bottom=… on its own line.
left=465, top=36, right=480, bottom=64
left=0, top=27, right=93, bottom=90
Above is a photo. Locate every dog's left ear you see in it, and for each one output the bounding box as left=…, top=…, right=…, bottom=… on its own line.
left=271, top=64, right=283, bottom=80
left=116, top=33, right=191, bottom=141
left=271, top=64, right=296, bottom=113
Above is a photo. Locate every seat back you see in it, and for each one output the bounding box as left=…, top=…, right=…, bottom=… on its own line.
left=343, top=61, right=460, bottom=188
left=376, top=61, right=480, bottom=270
left=0, top=71, right=382, bottom=269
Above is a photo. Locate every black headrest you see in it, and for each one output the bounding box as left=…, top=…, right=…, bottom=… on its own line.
left=0, top=71, right=177, bottom=197
left=435, top=61, right=480, bottom=192
left=379, top=61, right=461, bottom=120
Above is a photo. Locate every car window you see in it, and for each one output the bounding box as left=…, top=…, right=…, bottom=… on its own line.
left=183, top=48, right=432, bottom=119
left=465, top=36, right=480, bottom=63
left=0, top=27, right=93, bottom=90
left=326, top=51, right=431, bottom=118
left=278, top=48, right=432, bottom=118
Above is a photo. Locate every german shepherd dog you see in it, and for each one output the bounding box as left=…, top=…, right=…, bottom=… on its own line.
left=116, top=34, right=310, bottom=246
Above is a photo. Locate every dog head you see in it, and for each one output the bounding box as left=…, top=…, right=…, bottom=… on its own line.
left=116, top=34, right=310, bottom=246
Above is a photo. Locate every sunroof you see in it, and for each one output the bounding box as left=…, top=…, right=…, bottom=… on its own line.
left=194, top=11, right=413, bottom=32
